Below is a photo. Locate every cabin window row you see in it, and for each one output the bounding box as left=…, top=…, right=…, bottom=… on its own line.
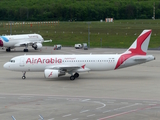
left=62, top=60, right=115, bottom=62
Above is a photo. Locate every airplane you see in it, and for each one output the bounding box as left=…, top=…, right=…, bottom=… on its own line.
left=3, top=30, right=155, bottom=80
left=0, top=34, right=52, bottom=52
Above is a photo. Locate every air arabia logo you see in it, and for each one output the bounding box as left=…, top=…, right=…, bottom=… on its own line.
left=48, top=72, right=53, bottom=77
left=81, top=64, right=85, bottom=69
left=26, top=58, right=62, bottom=64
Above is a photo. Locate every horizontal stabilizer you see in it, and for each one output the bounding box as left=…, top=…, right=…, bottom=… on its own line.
left=43, top=39, right=52, bottom=42
left=134, top=58, right=147, bottom=61
left=133, top=55, right=155, bottom=62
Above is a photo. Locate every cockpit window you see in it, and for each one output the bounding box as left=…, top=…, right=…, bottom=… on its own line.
left=10, top=60, right=15, bottom=63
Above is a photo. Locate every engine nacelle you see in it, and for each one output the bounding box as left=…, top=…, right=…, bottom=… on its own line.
left=32, top=43, right=42, bottom=50
left=44, top=69, right=65, bottom=79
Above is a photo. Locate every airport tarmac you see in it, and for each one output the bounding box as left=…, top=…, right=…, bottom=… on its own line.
left=0, top=47, right=160, bottom=120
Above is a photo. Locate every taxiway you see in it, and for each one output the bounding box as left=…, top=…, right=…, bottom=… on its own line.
left=0, top=47, right=160, bottom=120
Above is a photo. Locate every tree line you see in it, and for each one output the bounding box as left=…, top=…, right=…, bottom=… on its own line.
left=0, top=0, right=160, bottom=21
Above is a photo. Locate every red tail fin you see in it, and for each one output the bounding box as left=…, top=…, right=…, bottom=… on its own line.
left=115, top=30, right=152, bottom=69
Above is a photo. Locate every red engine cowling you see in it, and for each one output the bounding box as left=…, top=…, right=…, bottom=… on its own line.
left=44, top=69, right=65, bottom=79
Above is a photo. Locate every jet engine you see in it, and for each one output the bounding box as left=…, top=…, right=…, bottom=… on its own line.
left=44, top=69, right=65, bottom=78
left=32, top=43, right=42, bottom=50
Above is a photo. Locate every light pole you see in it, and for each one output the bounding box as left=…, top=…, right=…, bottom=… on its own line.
left=153, top=2, right=155, bottom=19
left=87, top=22, right=91, bottom=48
left=10, top=21, right=12, bottom=35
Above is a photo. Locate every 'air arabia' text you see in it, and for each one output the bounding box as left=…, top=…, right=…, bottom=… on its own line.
left=26, top=58, right=62, bottom=64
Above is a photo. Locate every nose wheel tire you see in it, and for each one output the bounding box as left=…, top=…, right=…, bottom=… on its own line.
left=70, top=75, right=75, bottom=80
left=22, top=72, right=26, bottom=79
left=22, top=76, right=26, bottom=79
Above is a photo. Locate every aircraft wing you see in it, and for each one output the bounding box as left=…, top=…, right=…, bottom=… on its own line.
left=46, top=64, right=90, bottom=72
left=46, top=65, right=81, bottom=72
left=14, top=41, right=37, bottom=47
left=14, top=39, right=52, bottom=47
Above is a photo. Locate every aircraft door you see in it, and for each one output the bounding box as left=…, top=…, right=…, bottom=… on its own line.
left=20, top=57, right=25, bottom=67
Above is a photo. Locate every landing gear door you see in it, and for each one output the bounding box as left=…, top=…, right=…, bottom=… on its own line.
left=20, top=57, right=25, bottom=67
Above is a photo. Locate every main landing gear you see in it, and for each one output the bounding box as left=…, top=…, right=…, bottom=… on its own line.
left=23, top=44, right=28, bottom=52
left=6, top=48, right=11, bottom=52
left=23, top=49, right=28, bottom=52
left=22, top=72, right=26, bottom=79
left=70, top=73, right=79, bottom=80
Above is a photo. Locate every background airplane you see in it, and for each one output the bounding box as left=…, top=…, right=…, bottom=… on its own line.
left=0, top=34, right=52, bottom=52
left=3, top=30, right=155, bottom=80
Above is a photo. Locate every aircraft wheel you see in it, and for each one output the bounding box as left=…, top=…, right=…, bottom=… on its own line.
left=22, top=76, right=26, bottom=79
left=24, top=49, right=28, bottom=52
left=6, top=48, right=10, bottom=52
left=74, top=73, right=79, bottom=78
left=70, top=75, right=75, bottom=80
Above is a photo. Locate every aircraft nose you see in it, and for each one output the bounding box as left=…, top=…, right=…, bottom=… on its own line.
left=3, top=62, right=10, bottom=69
left=0, top=40, right=3, bottom=47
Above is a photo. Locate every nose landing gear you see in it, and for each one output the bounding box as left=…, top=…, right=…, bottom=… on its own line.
left=22, top=72, right=26, bottom=79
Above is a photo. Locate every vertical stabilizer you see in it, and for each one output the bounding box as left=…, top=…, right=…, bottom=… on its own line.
left=125, top=30, right=152, bottom=55
left=115, top=30, right=152, bottom=69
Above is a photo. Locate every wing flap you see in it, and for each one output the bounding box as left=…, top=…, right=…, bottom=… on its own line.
left=14, top=41, right=35, bottom=47
left=45, top=64, right=90, bottom=73
left=46, top=65, right=80, bottom=72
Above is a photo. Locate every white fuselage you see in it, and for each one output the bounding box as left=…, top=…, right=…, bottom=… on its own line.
left=4, top=54, right=155, bottom=72
left=0, top=34, right=44, bottom=48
